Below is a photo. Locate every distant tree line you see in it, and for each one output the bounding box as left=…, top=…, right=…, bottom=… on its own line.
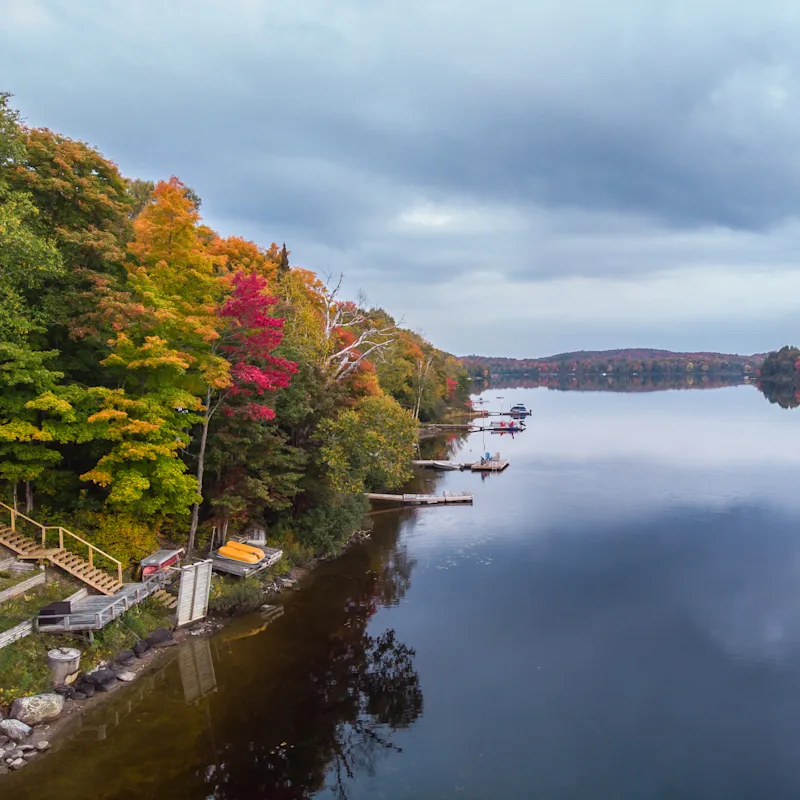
left=462, top=350, right=762, bottom=381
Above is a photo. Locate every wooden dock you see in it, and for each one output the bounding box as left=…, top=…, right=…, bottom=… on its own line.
left=36, top=575, right=166, bottom=633
left=419, top=423, right=480, bottom=432
left=411, top=460, right=473, bottom=470
left=366, top=492, right=473, bottom=505
left=209, top=546, right=283, bottom=578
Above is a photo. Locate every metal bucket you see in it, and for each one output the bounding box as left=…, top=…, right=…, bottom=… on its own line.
left=47, top=647, right=81, bottom=687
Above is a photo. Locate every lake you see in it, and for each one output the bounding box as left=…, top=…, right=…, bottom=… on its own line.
left=10, top=384, right=800, bottom=799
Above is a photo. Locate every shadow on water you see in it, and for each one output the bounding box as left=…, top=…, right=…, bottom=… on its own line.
left=9, top=512, right=424, bottom=800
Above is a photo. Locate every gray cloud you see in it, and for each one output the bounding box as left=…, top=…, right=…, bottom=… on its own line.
left=3, top=0, right=800, bottom=354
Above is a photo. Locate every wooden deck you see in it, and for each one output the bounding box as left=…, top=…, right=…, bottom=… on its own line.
left=366, top=492, right=473, bottom=505
left=209, top=547, right=283, bottom=578
left=36, top=575, right=166, bottom=633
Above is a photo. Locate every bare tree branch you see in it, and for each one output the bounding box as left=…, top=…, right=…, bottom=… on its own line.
left=319, top=273, right=398, bottom=385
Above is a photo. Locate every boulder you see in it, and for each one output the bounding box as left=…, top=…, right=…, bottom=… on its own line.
left=114, top=670, right=136, bottom=683
left=8, top=758, right=25, bottom=770
left=35, top=740, right=50, bottom=752
left=74, top=681, right=95, bottom=698
left=18, top=744, right=33, bottom=752
left=114, top=650, right=135, bottom=667
left=133, top=639, right=151, bottom=658
left=0, top=735, right=8, bottom=746
left=10, top=693, right=64, bottom=726
left=0, top=719, right=31, bottom=742
left=72, top=692, right=87, bottom=701
left=86, top=669, right=118, bottom=692
left=146, top=627, right=174, bottom=647
left=6, top=748, right=23, bottom=759
left=22, top=751, right=37, bottom=760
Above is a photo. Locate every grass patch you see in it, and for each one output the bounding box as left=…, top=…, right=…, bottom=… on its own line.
left=0, top=578, right=74, bottom=633
left=0, top=636, right=51, bottom=704
left=0, top=569, right=34, bottom=593
left=0, top=598, right=174, bottom=706
left=84, top=599, right=174, bottom=663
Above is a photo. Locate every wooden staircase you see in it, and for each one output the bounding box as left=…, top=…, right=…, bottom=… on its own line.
left=0, top=504, right=125, bottom=596
left=152, top=588, right=179, bottom=610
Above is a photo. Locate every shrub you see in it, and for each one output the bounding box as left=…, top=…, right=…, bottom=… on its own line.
left=208, top=577, right=264, bottom=616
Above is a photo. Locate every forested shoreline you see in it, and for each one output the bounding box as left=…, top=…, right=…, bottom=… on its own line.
left=0, top=92, right=469, bottom=569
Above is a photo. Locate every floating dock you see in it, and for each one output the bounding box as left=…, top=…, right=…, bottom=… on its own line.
left=366, top=492, right=473, bottom=505
left=470, top=459, right=510, bottom=472
left=209, top=546, right=283, bottom=578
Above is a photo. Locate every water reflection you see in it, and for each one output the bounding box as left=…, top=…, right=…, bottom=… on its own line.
left=759, top=379, right=800, bottom=409
left=202, top=524, right=424, bottom=800
left=178, top=637, right=217, bottom=704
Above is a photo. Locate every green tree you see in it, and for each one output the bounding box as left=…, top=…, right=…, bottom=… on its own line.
left=0, top=345, right=65, bottom=511
left=318, top=394, right=416, bottom=495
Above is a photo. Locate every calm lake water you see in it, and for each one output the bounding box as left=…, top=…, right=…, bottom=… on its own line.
left=11, top=384, right=800, bottom=799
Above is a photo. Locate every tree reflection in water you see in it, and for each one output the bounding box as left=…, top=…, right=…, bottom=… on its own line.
left=203, top=522, right=424, bottom=800
left=325, top=629, right=422, bottom=798
left=759, top=379, right=800, bottom=409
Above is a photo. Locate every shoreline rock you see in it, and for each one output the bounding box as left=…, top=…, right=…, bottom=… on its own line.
left=10, top=694, right=64, bottom=727
left=0, top=719, right=32, bottom=742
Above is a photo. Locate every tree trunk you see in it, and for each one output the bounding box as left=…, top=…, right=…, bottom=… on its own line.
left=12, top=482, right=18, bottom=513
left=187, top=386, right=212, bottom=559
left=25, top=481, right=32, bottom=514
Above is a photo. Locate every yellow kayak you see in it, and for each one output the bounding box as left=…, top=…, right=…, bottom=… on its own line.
left=225, top=540, right=265, bottom=561
left=218, top=544, right=261, bottom=564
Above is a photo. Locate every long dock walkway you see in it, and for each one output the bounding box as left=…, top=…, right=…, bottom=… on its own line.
left=366, top=492, right=473, bottom=505
left=411, top=460, right=473, bottom=470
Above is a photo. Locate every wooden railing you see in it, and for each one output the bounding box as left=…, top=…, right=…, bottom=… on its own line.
left=0, top=502, right=123, bottom=585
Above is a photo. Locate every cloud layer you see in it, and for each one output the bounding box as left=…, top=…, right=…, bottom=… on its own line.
left=3, top=0, right=800, bottom=355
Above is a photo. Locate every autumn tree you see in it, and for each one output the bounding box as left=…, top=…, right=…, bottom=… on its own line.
left=183, top=272, right=296, bottom=550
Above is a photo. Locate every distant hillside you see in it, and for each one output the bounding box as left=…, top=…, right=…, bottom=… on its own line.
left=461, top=349, right=765, bottom=378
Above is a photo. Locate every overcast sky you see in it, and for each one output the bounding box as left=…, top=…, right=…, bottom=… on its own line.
left=2, top=0, right=800, bottom=358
